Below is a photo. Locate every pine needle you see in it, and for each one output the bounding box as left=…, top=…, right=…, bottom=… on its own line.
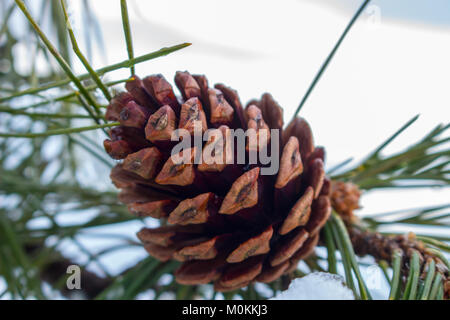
left=60, top=0, right=112, bottom=101
left=419, top=259, right=436, bottom=300
left=402, top=250, right=420, bottom=300
left=323, top=222, right=338, bottom=274
left=389, top=249, right=403, bottom=300
left=0, top=43, right=191, bottom=103
left=294, top=0, right=372, bottom=117
left=14, top=0, right=102, bottom=118
left=331, top=213, right=372, bottom=300
left=0, top=122, right=118, bottom=138
left=120, top=0, right=135, bottom=76
left=428, top=273, right=443, bottom=300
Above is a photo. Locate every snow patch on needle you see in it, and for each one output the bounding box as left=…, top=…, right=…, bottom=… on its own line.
left=270, top=272, right=355, bottom=300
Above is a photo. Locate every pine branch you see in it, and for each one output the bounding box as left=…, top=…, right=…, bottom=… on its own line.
left=0, top=0, right=193, bottom=301
left=14, top=0, right=102, bottom=118
left=331, top=117, right=449, bottom=190
left=346, top=224, right=449, bottom=299
left=329, top=116, right=449, bottom=299
left=60, top=0, right=112, bottom=101
left=362, top=203, right=450, bottom=229
left=0, top=43, right=191, bottom=103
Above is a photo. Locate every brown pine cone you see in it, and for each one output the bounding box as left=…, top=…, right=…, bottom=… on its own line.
left=103, top=71, right=331, bottom=292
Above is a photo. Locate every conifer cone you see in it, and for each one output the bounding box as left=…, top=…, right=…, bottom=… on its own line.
left=103, top=71, right=331, bottom=291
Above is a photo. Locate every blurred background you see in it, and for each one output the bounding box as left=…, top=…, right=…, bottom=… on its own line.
left=0, top=0, right=449, bottom=299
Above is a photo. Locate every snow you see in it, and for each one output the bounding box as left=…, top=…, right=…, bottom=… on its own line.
left=270, top=272, right=355, bottom=300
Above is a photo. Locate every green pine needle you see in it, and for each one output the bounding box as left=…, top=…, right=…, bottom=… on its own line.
left=419, top=259, right=436, bottom=300
left=294, top=0, right=372, bottom=117
left=14, top=0, right=102, bottom=119
left=389, top=249, right=403, bottom=300
left=120, top=0, right=135, bottom=76
left=60, top=0, right=112, bottom=101
left=331, top=213, right=372, bottom=300
left=402, top=250, right=420, bottom=300
left=428, top=273, right=443, bottom=300
left=323, top=222, right=338, bottom=274
left=0, top=43, right=191, bottom=103
left=0, top=122, right=118, bottom=138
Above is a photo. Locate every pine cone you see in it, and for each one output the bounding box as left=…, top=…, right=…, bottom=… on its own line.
left=103, top=71, right=331, bottom=292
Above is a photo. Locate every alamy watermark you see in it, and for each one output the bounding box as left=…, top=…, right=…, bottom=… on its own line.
left=365, top=4, right=381, bottom=29
left=66, top=265, right=81, bottom=290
